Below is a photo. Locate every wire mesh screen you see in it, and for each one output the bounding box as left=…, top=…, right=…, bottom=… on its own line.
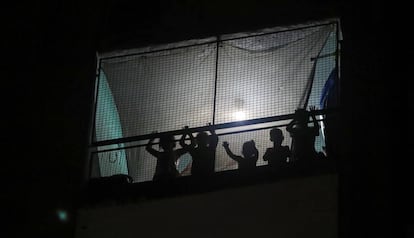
left=92, top=21, right=339, bottom=182
left=308, top=30, right=337, bottom=152
left=98, top=43, right=217, bottom=141
left=215, top=25, right=333, bottom=124
left=90, top=150, right=129, bottom=178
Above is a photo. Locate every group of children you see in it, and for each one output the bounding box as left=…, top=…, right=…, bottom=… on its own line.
left=146, top=107, right=324, bottom=181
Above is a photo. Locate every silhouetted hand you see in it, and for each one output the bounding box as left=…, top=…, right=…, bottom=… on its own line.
left=149, top=131, right=158, bottom=142
left=207, top=122, right=216, bottom=134
left=308, top=105, right=319, bottom=128
left=222, top=141, right=229, bottom=148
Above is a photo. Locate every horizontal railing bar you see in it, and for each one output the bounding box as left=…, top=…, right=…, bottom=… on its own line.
left=91, top=117, right=328, bottom=155
left=91, top=108, right=337, bottom=148
left=216, top=119, right=322, bottom=137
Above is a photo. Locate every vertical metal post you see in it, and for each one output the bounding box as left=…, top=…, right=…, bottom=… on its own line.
left=335, top=20, right=341, bottom=105
left=90, top=58, right=102, bottom=145
left=212, top=36, right=220, bottom=125
left=84, top=55, right=102, bottom=182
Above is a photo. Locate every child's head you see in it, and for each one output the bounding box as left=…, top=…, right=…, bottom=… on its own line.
left=196, top=131, right=209, bottom=147
left=242, top=140, right=258, bottom=159
left=270, top=128, right=284, bottom=145
left=159, top=134, right=176, bottom=151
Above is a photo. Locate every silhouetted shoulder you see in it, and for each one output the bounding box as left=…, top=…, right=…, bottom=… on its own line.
left=209, top=133, right=219, bottom=148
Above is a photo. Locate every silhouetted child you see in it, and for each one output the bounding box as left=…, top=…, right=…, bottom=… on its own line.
left=263, top=128, right=291, bottom=169
left=222, top=140, right=258, bottom=170
left=180, top=123, right=218, bottom=177
left=146, top=132, right=188, bottom=181
left=286, top=106, right=320, bottom=167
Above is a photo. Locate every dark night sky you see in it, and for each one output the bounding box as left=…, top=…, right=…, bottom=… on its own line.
left=5, top=1, right=403, bottom=237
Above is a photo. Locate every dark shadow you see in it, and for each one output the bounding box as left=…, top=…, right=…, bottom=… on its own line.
left=263, top=127, right=291, bottom=172
left=222, top=140, right=258, bottom=171
left=180, top=123, right=219, bottom=179
left=86, top=174, right=133, bottom=203
left=286, top=106, right=326, bottom=173
left=146, top=132, right=188, bottom=181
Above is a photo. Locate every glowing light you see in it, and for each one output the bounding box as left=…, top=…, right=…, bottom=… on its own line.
left=57, top=209, right=68, bottom=222
left=233, top=111, right=246, bottom=121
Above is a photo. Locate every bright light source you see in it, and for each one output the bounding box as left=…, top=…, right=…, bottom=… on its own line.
left=57, top=209, right=68, bottom=222
left=233, top=111, right=246, bottom=121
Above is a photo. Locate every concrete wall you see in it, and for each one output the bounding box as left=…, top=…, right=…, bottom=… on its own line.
left=75, top=174, right=337, bottom=238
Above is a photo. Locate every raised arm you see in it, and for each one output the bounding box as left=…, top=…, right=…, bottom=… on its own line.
left=286, top=110, right=299, bottom=132
left=222, top=141, right=241, bottom=162
left=189, top=131, right=196, bottom=147
left=179, top=126, right=194, bottom=149
left=175, top=127, right=191, bottom=158
left=145, top=132, right=159, bottom=157
left=309, top=106, right=320, bottom=136
left=207, top=122, right=216, bottom=135
left=207, top=123, right=219, bottom=148
left=286, top=118, right=295, bottom=132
